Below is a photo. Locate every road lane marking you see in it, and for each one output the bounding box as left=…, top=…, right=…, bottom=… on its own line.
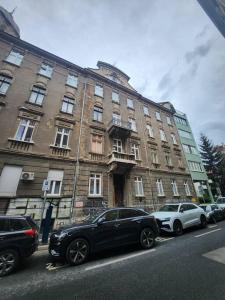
left=194, top=228, right=221, bottom=238
left=208, top=225, right=218, bottom=229
left=203, top=247, right=225, bottom=265
left=85, top=249, right=156, bottom=271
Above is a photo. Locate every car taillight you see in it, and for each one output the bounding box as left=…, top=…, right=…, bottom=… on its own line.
left=24, top=228, right=38, bottom=237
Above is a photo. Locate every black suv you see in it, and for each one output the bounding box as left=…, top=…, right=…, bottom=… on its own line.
left=0, top=215, right=39, bottom=277
left=49, top=208, right=159, bottom=266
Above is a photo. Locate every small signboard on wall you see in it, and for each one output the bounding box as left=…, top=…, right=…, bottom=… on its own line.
left=42, top=180, right=50, bottom=192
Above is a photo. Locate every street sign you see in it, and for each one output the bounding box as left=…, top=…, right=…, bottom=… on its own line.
left=42, top=179, right=50, bottom=192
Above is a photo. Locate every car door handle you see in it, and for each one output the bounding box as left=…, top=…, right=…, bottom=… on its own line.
left=114, top=224, right=120, bottom=228
left=133, top=219, right=141, bottom=224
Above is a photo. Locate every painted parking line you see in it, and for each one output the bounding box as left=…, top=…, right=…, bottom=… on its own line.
left=85, top=249, right=156, bottom=271
left=156, top=237, right=174, bottom=242
left=208, top=224, right=218, bottom=229
left=194, top=228, right=221, bottom=238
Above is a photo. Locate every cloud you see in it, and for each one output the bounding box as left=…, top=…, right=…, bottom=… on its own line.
left=195, top=25, right=210, bottom=39
left=185, top=40, right=213, bottom=64
left=158, top=71, right=173, bottom=90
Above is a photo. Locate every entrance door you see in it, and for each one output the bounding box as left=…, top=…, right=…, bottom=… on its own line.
left=113, top=174, right=125, bottom=207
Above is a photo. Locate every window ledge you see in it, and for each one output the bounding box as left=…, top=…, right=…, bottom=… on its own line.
left=60, top=110, right=74, bottom=116
left=127, top=106, right=135, bottom=111
left=46, top=195, right=61, bottom=198
left=0, top=93, right=6, bottom=98
left=3, top=59, right=21, bottom=67
left=25, top=101, right=43, bottom=108
left=37, top=72, right=52, bottom=79
left=50, top=145, right=71, bottom=151
left=65, top=83, right=77, bottom=89
left=8, top=138, right=34, bottom=145
left=94, top=94, right=104, bottom=99
left=112, top=100, right=120, bottom=105
left=157, top=195, right=165, bottom=198
left=135, top=195, right=145, bottom=198
left=0, top=99, right=6, bottom=106
left=88, top=195, right=103, bottom=198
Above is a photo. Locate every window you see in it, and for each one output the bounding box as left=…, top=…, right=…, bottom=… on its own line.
left=184, top=180, right=191, bottom=196
left=171, top=133, right=177, bottom=145
left=47, top=169, right=64, bottom=196
left=95, top=84, right=103, bottom=97
left=93, top=106, right=103, bottom=122
left=0, top=165, right=22, bottom=197
left=66, top=74, right=78, bottom=88
left=167, top=116, right=172, bottom=125
left=171, top=179, right=179, bottom=196
left=128, top=118, right=137, bottom=131
left=15, top=119, right=35, bottom=142
left=152, top=152, right=159, bottom=164
left=146, top=125, right=154, bottom=138
left=156, top=179, right=164, bottom=196
left=91, top=134, right=103, bottom=154
left=5, top=49, right=23, bottom=66
left=188, top=161, right=203, bottom=172
left=0, top=219, right=9, bottom=232
left=29, top=85, right=45, bottom=105
left=89, top=173, right=101, bottom=196
left=160, top=129, right=167, bottom=141
left=131, top=143, right=140, bottom=160
left=54, top=127, right=70, bottom=148
left=165, top=155, right=173, bottom=166
left=112, top=91, right=119, bottom=103
left=143, top=106, right=149, bottom=116
left=127, top=98, right=134, bottom=109
left=39, top=63, right=53, bottom=78
left=112, top=112, right=121, bottom=125
left=61, top=96, right=75, bottom=114
left=0, top=75, right=12, bottom=94
left=183, top=144, right=197, bottom=154
left=155, top=111, right=161, bottom=121
left=10, top=219, right=28, bottom=231
left=113, top=139, right=122, bottom=153
left=174, top=116, right=187, bottom=126
left=134, top=177, right=144, bottom=196
left=178, top=129, right=192, bottom=139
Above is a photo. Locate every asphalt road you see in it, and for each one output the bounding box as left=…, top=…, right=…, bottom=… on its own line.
left=1, top=222, right=225, bottom=300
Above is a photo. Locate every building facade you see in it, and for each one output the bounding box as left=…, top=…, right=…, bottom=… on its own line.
left=0, top=7, right=195, bottom=228
left=161, top=102, right=213, bottom=202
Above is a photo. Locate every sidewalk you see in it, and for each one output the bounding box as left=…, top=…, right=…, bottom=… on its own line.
left=38, top=243, right=49, bottom=251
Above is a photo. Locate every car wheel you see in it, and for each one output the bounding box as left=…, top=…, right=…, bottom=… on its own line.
left=66, top=238, right=89, bottom=266
left=0, top=249, right=19, bottom=277
left=200, top=215, right=207, bottom=228
left=140, top=227, right=155, bottom=249
left=173, top=220, right=183, bottom=236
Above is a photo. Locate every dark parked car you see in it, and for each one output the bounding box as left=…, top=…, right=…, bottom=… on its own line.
left=49, top=208, right=159, bottom=266
left=199, top=204, right=225, bottom=223
left=0, top=215, right=39, bottom=277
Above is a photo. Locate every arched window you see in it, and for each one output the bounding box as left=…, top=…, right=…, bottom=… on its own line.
left=0, top=74, right=12, bottom=95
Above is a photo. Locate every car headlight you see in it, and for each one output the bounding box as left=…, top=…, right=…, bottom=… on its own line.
left=162, top=217, right=171, bottom=222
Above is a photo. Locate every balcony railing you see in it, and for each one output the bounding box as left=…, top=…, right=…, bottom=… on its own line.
left=107, top=151, right=136, bottom=174
left=107, top=119, right=132, bottom=138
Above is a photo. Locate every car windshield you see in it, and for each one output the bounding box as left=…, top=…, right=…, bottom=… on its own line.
left=216, top=198, right=225, bottom=204
left=159, top=205, right=179, bottom=212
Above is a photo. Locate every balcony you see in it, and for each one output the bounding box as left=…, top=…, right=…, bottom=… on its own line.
left=107, top=151, right=136, bottom=174
left=107, top=119, right=132, bottom=138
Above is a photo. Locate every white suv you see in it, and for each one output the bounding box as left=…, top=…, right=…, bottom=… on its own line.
left=151, top=203, right=207, bottom=235
left=216, top=197, right=225, bottom=209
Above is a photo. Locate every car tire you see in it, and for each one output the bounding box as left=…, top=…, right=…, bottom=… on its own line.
left=0, top=249, right=19, bottom=277
left=173, top=220, right=183, bottom=236
left=66, top=238, right=89, bottom=266
left=140, top=227, right=155, bottom=249
left=200, top=215, right=207, bottom=228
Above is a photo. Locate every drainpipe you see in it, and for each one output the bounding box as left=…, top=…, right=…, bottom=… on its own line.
left=70, top=79, right=87, bottom=222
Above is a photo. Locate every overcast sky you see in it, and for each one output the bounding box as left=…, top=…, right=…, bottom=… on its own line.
left=1, top=0, right=225, bottom=145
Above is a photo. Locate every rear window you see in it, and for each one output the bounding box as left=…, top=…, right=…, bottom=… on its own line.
left=10, top=219, right=29, bottom=231
left=119, top=209, right=147, bottom=219
left=0, top=219, right=9, bottom=232
left=217, top=198, right=225, bottom=204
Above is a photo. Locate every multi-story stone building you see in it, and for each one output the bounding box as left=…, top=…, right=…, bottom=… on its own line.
left=0, top=7, right=195, bottom=227
left=160, top=102, right=213, bottom=202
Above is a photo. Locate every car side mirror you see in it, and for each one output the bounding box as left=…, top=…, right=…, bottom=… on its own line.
left=97, top=217, right=105, bottom=226
left=180, top=208, right=184, bottom=213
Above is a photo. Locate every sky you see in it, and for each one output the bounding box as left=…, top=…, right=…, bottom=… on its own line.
left=1, top=0, right=225, bottom=145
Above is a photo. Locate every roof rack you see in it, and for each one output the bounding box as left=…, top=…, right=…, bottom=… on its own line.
left=165, top=199, right=193, bottom=204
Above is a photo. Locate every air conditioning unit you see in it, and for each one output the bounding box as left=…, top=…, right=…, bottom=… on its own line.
left=21, top=172, right=35, bottom=181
